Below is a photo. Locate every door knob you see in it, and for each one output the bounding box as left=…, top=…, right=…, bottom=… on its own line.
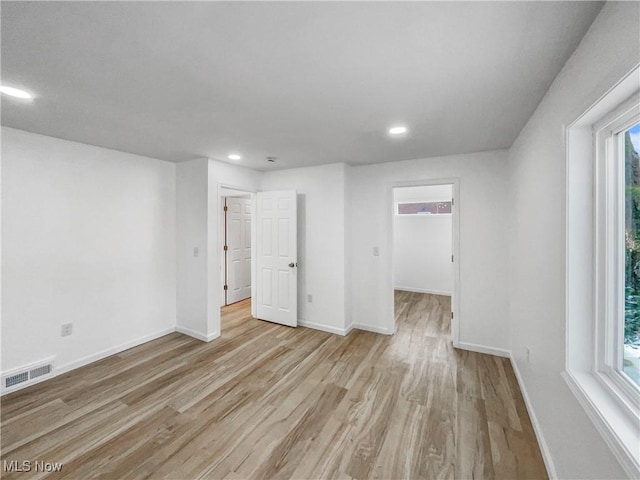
left=289, top=262, right=296, bottom=268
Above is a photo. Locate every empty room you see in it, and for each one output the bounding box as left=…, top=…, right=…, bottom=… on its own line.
left=1, top=1, right=639, bottom=479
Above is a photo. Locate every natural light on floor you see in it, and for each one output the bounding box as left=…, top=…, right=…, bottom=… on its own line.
left=624, top=122, right=640, bottom=387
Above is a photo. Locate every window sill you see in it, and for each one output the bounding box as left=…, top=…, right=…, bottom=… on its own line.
left=563, top=370, right=640, bottom=478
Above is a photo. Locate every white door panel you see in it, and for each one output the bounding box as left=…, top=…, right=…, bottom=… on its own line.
left=256, top=190, right=297, bottom=327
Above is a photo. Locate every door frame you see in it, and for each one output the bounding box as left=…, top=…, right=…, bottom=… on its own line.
left=222, top=195, right=252, bottom=306
left=216, top=183, right=258, bottom=320
left=388, top=178, right=461, bottom=346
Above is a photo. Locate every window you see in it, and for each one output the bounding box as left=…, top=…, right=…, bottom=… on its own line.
left=397, top=201, right=452, bottom=215
left=623, top=123, right=640, bottom=387
left=566, top=75, right=640, bottom=477
left=594, top=97, right=640, bottom=399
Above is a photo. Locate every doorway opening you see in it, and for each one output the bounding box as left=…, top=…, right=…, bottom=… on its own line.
left=217, top=187, right=299, bottom=335
left=220, top=189, right=252, bottom=315
left=392, top=183, right=456, bottom=342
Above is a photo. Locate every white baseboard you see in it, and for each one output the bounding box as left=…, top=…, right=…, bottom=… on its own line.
left=455, top=341, right=510, bottom=358
left=353, top=323, right=393, bottom=335
left=394, top=286, right=452, bottom=296
left=298, top=319, right=351, bottom=336
left=2, top=324, right=224, bottom=396
left=1, top=327, right=176, bottom=396
left=56, top=327, right=177, bottom=376
left=176, top=326, right=220, bottom=342
left=511, top=358, right=557, bottom=479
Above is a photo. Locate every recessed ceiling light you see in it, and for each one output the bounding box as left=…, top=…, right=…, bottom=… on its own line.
left=0, top=86, right=32, bottom=99
left=228, top=154, right=241, bottom=161
left=389, top=126, right=408, bottom=135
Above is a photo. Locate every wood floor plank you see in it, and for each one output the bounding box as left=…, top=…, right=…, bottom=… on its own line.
left=1, top=294, right=548, bottom=479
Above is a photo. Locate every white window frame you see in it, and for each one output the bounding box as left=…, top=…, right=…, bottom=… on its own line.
left=565, top=66, right=640, bottom=479
left=594, top=98, right=640, bottom=406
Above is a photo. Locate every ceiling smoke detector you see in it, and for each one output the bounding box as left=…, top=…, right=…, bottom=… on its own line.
left=266, top=157, right=277, bottom=163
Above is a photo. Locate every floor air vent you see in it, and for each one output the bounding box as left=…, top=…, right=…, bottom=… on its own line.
left=5, top=372, right=29, bottom=388
left=2, top=359, right=54, bottom=392
left=30, top=364, right=52, bottom=379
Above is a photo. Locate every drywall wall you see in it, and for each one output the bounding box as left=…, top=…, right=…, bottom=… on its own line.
left=344, top=164, right=354, bottom=331
left=507, top=2, right=639, bottom=479
left=1, top=127, right=176, bottom=374
left=261, top=163, right=348, bottom=334
left=176, top=158, right=211, bottom=340
left=393, top=185, right=452, bottom=295
left=349, top=150, right=509, bottom=350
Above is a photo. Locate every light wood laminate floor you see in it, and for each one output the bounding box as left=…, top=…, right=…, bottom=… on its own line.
left=1, top=292, right=547, bottom=479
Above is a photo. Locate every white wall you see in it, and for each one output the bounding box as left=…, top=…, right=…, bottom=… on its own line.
left=507, top=2, right=639, bottom=479
left=349, top=150, right=509, bottom=350
left=176, top=158, right=210, bottom=340
left=262, top=163, right=348, bottom=334
left=1, top=127, right=176, bottom=374
left=393, top=185, right=452, bottom=295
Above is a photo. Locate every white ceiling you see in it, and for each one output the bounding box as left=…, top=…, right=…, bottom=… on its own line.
left=1, top=1, right=602, bottom=171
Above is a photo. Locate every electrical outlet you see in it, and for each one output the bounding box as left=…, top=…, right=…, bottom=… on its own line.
left=61, top=323, right=73, bottom=337
left=373, top=246, right=380, bottom=256
left=193, top=247, right=199, bottom=257
left=307, top=294, right=313, bottom=303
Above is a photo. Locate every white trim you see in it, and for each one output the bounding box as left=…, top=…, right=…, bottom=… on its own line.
left=212, top=179, right=259, bottom=337
left=511, top=358, right=558, bottom=480
left=1, top=324, right=227, bottom=396
left=565, top=66, right=640, bottom=476
left=455, top=341, right=510, bottom=358
left=176, top=326, right=220, bottom=343
left=562, top=370, right=640, bottom=478
left=56, top=327, right=177, bottom=376
left=353, top=323, right=394, bottom=335
left=298, top=319, right=351, bottom=336
left=2, top=327, right=176, bottom=395
left=394, top=286, right=451, bottom=296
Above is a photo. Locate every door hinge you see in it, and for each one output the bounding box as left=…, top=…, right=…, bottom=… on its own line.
left=224, top=285, right=228, bottom=291
left=451, top=311, right=454, bottom=319
left=223, top=205, right=228, bottom=212
left=451, top=255, right=454, bottom=262
left=224, top=245, right=228, bottom=251
left=451, top=198, right=455, bottom=206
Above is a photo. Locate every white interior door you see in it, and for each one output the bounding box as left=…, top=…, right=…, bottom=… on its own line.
left=225, top=196, right=252, bottom=304
left=256, top=190, right=297, bottom=327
